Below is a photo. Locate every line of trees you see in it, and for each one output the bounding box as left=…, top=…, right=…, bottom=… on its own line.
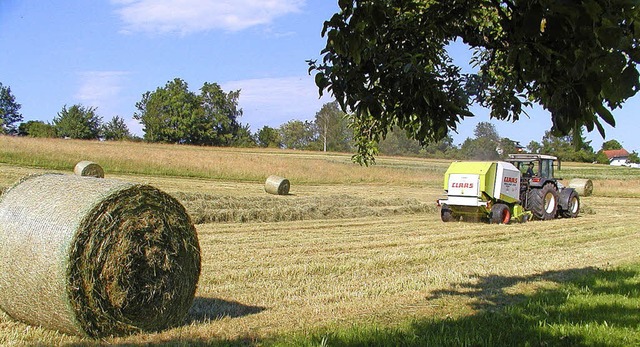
left=2, top=79, right=637, bottom=163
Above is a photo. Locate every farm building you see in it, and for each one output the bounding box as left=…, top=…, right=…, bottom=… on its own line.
left=603, top=149, right=630, bottom=166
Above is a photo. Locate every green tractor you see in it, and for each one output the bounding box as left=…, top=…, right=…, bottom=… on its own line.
left=437, top=154, right=580, bottom=223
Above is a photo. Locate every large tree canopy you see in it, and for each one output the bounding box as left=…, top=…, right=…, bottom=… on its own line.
left=0, top=82, right=23, bottom=134
left=309, top=0, right=640, bottom=164
left=134, top=78, right=243, bottom=146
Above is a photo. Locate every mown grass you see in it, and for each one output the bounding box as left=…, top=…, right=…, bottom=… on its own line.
left=0, top=136, right=639, bottom=346
left=279, top=264, right=640, bottom=346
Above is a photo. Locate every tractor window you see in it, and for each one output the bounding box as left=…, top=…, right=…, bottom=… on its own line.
left=540, top=160, right=553, bottom=178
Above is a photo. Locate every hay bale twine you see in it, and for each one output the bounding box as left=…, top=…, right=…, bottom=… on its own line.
left=0, top=174, right=201, bottom=338
left=74, top=161, right=104, bottom=178
left=568, top=178, right=593, bottom=197
left=264, top=175, right=290, bottom=195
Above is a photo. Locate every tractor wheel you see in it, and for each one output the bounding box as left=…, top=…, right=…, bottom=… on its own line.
left=526, top=183, right=558, bottom=220
left=561, top=190, right=580, bottom=218
left=441, top=204, right=455, bottom=222
left=490, top=203, right=511, bottom=224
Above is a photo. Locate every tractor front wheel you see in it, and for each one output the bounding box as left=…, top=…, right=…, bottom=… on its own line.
left=527, top=183, right=559, bottom=220
left=560, top=190, right=580, bottom=218
left=490, top=203, right=511, bottom=224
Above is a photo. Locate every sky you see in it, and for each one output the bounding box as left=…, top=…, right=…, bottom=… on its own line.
left=0, top=1, right=638, bottom=153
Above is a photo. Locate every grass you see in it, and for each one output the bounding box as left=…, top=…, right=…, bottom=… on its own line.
left=0, top=136, right=639, bottom=346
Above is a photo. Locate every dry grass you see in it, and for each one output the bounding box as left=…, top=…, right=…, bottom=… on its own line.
left=0, top=137, right=639, bottom=345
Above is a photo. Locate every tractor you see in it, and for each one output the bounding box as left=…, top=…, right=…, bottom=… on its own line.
left=437, top=154, right=580, bottom=224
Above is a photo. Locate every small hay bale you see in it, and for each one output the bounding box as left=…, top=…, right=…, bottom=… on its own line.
left=0, top=174, right=201, bottom=338
left=264, top=175, right=290, bottom=195
left=568, top=178, right=593, bottom=197
left=74, top=161, right=104, bottom=178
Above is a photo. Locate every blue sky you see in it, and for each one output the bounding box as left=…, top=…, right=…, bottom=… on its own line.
left=1, top=1, right=638, bottom=153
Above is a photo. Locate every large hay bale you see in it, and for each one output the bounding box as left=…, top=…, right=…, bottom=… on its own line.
left=264, top=175, right=290, bottom=195
left=74, top=160, right=104, bottom=178
left=568, top=178, right=593, bottom=197
left=0, top=174, right=201, bottom=338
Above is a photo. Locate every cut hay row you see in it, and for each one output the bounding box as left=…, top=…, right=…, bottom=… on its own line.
left=0, top=174, right=200, bottom=338
left=174, top=192, right=436, bottom=224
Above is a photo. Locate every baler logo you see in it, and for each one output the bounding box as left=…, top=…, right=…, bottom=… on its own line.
left=451, top=182, right=474, bottom=189
left=503, top=177, right=518, bottom=183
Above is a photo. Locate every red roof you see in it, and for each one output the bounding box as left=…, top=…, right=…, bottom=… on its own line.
left=603, top=149, right=629, bottom=159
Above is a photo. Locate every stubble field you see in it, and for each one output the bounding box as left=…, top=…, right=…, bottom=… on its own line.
left=0, top=136, right=639, bottom=346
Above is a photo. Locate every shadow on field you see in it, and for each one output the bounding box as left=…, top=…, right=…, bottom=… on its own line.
left=186, top=297, right=266, bottom=323
left=119, top=266, right=640, bottom=346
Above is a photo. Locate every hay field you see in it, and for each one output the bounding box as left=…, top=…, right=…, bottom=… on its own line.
left=0, top=137, right=639, bottom=346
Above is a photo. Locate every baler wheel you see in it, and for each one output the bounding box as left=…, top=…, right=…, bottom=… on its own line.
left=441, top=204, right=455, bottom=222
left=490, top=203, right=511, bottom=224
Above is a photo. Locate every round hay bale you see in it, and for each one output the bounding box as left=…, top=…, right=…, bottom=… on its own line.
left=74, top=161, right=104, bottom=178
left=264, top=175, right=290, bottom=195
left=568, top=178, right=593, bottom=197
left=0, top=174, right=201, bottom=338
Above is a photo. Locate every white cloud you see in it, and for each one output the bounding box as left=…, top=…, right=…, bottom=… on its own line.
left=74, top=70, right=129, bottom=118
left=222, top=76, right=333, bottom=130
left=111, top=0, right=305, bottom=34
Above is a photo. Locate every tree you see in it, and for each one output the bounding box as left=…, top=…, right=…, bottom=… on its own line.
left=101, top=116, right=132, bottom=141
left=378, top=127, right=423, bottom=157
left=134, top=78, right=243, bottom=145
left=18, top=120, right=56, bottom=138
left=540, top=129, right=595, bottom=162
left=309, top=1, right=640, bottom=164
left=0, top=82, right=23, bottom=134
left=279, top=120, right=317, bottom=150
left=527, top=140, right=542, bottom=154
left=230, top=123, right=256, bottom=148
left=257, top=126, right=282, bottom=148
left=314, top=101, right=353, bottom=152
left=601, top=139, right=623, bottom=151
left=53, top=104, right=102, bottom=139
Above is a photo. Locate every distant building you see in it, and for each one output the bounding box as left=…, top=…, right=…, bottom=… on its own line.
left=603, top=149, right=630, bottom=166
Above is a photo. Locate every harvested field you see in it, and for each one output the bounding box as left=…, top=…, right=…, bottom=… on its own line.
left=0, top=138, right=639, bottom=346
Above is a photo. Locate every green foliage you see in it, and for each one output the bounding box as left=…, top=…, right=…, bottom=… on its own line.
left=279, top=120, right=318, bottom=150
left=628, top=151, right=640, bottom=164
left=0, top=82, right=23, bottom=134
left=230, top=123, right=256, bottom=148
left=257, top=126, right=282, bottom=148
left=540, top=130, right=595, bottom=162
left=595, top=150, right=610, bottom=164
left=134, top=78, right=244, bottom=146
left=527, top=140, right=542, bottom=154
left=314, top=101, right=353, bottom=152
left=378, top=127, right=423, bottom=157
left=101, top=116, right=132, bottom=141
left=53, top=104, right=102, bottom=140
left=310, top=0, right=640, bottom=164
left=18, top=121, right=56, bottom=138
left=601, top=139, right=623, bottom=151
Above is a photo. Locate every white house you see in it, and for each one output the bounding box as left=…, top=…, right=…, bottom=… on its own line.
left=603, top=149, right=630, bottom=166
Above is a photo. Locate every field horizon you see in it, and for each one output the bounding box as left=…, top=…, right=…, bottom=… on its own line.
left=0, top=136, right=639, bottom=346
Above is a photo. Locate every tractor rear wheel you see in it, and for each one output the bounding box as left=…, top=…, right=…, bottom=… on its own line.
left=527, top=183, right=558, bottom=220
left=490, top=203, right=511, bottom=224
left=560, top=190, right=580, bottom=218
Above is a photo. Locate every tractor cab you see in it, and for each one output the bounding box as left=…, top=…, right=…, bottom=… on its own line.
left=507, top=153, right=560, bottom=184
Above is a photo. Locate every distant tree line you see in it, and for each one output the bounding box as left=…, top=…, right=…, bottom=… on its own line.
left=1, top=79, right=637, bottom=164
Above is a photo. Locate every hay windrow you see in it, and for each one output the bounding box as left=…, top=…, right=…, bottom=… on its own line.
left=0, top=174, right=200, bottom=338
left=74, top=161, right=104, bottom=178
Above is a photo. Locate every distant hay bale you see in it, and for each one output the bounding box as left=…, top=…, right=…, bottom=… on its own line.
left=74, top=161, right=104, bottom=178
left=568, top=178, right=593, bottom=197
left=265, top=175, right=290, bottom=195
left=0, top=174, right=201, bottom=338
